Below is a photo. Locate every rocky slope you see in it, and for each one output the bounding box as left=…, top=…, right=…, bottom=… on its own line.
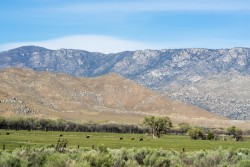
left=0, top=68, right=237, bottom=128
left=1, top=46, right=250, bottom=120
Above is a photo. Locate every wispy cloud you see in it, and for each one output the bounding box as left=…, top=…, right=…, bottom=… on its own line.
left=0, top=35, right=249, bottom=53
left=0, top=35, right=165, bottom=53
left=54, top=0, right=250, bottom=14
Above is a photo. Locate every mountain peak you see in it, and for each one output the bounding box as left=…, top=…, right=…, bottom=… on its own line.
left=9, top=45, right=50, bottom=52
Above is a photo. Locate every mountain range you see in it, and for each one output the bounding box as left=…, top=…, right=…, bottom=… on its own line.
left=0, top=46, right=250, bottom=120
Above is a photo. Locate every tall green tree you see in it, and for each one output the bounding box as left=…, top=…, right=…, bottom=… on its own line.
left=143, top=116, right=172, bottom=138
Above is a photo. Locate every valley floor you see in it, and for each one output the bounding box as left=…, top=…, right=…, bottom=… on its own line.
left=0, top=130, right=250, bottom=151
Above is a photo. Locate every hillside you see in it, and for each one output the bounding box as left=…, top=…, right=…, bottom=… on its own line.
left=0, top=46, right=250, bottom=120
left=1, top=68, right=246, bottom=128
left=166, top=72, right=250, bottom=120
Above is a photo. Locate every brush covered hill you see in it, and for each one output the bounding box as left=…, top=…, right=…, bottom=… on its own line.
left=0, top=68, right=249, bottom=128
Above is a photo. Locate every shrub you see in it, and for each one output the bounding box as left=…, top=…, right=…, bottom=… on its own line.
left=0, top=146, right=249, bottom=166
left=155, top=157, right=170, bottom=167
left=207, top=131, right=215, bottom=140
left=112, top=148, right=130, bottom=166
left=93, top=153, right=113, bottom=167
left=178, top=122, right=190, bottom=134
left=124, top=159, right=138, bottom=166
left=237, top=148, right=250, bottom=155
left=97, top=144, right=108, bottom=153
left=24, top=151, right=46, bottom=167
left=238, top=160, right=250, bottom=167
left=0, top=152, right=22, bottom=167
left=81, top=150, right=114, bottom=167
left=55, top=139, right=68, bottom=153
left=227, top=126, right=243, bottom=141
left=134, top=148, right=153, bottom=165
left=188, top=127, right=206, bottom=140
left=44, top=153, right=72, bottom=167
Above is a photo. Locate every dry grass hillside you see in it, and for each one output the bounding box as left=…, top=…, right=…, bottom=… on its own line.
left=0, top=68, right=249, bottom=129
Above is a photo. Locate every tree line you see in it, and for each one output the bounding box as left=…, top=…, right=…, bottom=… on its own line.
left=0, top=116, right=148, bottom=134
left=142, top=116, right=245, bottom=141
left=0, top=116, right=247, bottom=140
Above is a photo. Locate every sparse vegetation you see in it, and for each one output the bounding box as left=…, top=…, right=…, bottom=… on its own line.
left=0, top=146, right=250, bottom=167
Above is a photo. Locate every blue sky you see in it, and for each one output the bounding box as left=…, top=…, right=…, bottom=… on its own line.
left=0, top=0, right=250, bottom=53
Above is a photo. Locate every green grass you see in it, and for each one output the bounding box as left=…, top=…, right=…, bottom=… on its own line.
left=0, top=130, right=249, bottom=151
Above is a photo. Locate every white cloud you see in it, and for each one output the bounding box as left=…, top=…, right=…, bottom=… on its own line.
left=0, top=35, right=249, bottom=53
left=0, top=35, right=165, bottom=53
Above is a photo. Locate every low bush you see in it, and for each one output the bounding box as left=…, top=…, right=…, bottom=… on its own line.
left=0, top=146, right=249, bottom=166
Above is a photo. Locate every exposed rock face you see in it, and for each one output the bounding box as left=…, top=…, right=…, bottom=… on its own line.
left=166, top=73, right=250, bottom=120
left=1, top=46, right=250, bottom=120
left=0, top=97, right=36, bottom=115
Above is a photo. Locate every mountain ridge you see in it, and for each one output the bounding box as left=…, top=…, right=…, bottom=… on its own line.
left=1, top=46, right=250, bottom=120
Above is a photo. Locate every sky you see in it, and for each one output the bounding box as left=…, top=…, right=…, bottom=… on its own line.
left=0, top=0, right=250, bottom=53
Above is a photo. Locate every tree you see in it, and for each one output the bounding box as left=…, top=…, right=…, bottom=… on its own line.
left=143, top=116, right=172, bottom=138
left=227, top=126, right=243, bottom=141
left=178, top=122, right=190, bottom=134
left=188, top=127, right=206, bottom=140
left=207, top=131, right=215, bottom=140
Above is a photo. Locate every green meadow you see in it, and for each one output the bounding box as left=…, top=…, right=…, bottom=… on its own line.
left=1, top=130, right=250, bottom=151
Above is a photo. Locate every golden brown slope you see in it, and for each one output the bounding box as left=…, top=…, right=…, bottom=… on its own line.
left=0, top=68, right=249, bottom=128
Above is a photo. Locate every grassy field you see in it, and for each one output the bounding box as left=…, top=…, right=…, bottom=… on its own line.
left=0, top=130, right=250, bottom=152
